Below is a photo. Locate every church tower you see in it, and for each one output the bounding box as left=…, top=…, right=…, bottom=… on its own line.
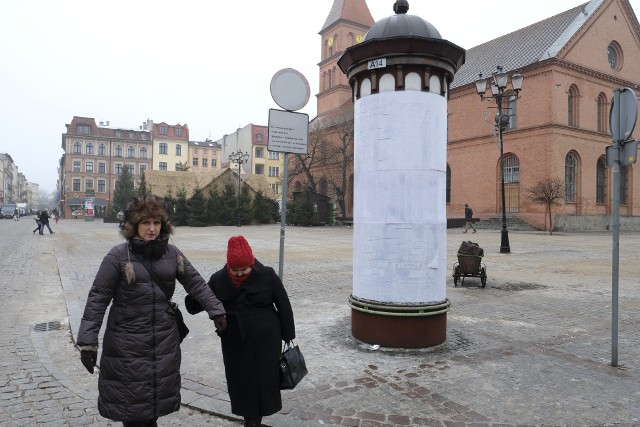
left=317, top=0, right=374, bottom=116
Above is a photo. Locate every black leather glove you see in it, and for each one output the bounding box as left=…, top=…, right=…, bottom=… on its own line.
left=80, top=350, right=97, bottom=374
left=213, top=315, right=227, bottom=333
left=184, top=294, right=204, bottom=315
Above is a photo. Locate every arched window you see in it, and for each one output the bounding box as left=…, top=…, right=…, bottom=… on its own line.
left=446, top=164, right=451, bottom=204
left=379, top=74, right=395, bottom=92
left=565, top=152, right=578, bottom=202
left=73, top=141, right=82, bottom=154
left=115, top=145, right=123, bottom=157
left=596, top=157, right=606, bottom=204
left=620, top=165, right=628, bottom=205
left=568, top=85, right=579, bottom=127
left=140, top=147, right=147, bottom=159
left=597, top=93, right=608, bottom=133
left=98, top=143, right=106, bottom=156
left=86, top=143, right=94, bottom=155
left=127, top=146, right=135, bottom=158
left=429, top=75, right=441, bottom=94
left=504, top=154, right=520, bottom=183
left=327, top=69, right=332, bottom=89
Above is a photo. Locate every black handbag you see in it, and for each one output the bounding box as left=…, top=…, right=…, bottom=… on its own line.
left=279, top=341, right=308, bottom=390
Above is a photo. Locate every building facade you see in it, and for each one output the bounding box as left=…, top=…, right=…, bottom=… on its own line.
left=188, top=139, right=222, bottom=173
left=59, top=116, right=152, bottom=218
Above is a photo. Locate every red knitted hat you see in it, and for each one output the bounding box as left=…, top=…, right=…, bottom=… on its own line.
left=227, top=236, right=255, bottom=269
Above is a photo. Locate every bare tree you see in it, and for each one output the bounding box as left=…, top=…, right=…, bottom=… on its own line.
left=287, top=119, right=327, bottom=193
left=526, top=177, right=565, bottom=234
left=321, top=117, right=354, bottom=221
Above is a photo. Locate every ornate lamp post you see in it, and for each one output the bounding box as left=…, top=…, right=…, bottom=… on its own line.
left=229, top=150, right=249, bottom=227
left=475, top=66, right=524, bottom=254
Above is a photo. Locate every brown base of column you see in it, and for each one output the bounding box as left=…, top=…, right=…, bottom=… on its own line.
left=349, top=295, right=449, bottom=349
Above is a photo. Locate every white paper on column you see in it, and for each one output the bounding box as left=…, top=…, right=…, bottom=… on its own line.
left=353, top=90, right=448, bottom=305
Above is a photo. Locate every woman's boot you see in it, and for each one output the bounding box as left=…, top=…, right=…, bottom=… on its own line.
left=243, top=417, right=262, bottom=426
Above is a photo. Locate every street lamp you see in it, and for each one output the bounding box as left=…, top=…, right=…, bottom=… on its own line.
left=229, top=150, right=249, bottom=227
left=475, top=66, right=524, bottom=254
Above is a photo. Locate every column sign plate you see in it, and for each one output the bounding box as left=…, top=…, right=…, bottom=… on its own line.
left=268, top=109, right=309, bottom=154
left=368, top=58, right=386, bottom=70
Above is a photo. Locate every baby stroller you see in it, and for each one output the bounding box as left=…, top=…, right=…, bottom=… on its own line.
left=452, top=241, right=487, bottom=288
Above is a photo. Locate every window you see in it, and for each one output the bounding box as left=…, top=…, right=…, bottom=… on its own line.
left=271, top=183, right=280, bottom=195
left=446, top=165, right=451, bottom=204
left=568, top=85, right=579, bottom=127
left=504, top=154, right=520, bottom=183
left=597, top=93, right=608, bottom=133
left=193, top=158, right=199, bottom=166
left=127, top=146, right=135, bottom=158
left=159, top=143, right=168, bottom=154
left=620, top=165, right=628, bottom=205
left=73, top=178, right=81, bottom=191
left=212, top=159, right=217, bottom=167
left=98, top=143, right=106, bottom=156
left=175, top=127, right=182, bottom=137
left=115, top=163, right=123, bottom=174
left=116, top=130, right=123, bottom=138
left=98, top=162, right=106, bottom=173
left=176, top=144, right=182, bottom=156
left=255, top=147, right=264, bottom=158
left=86, top=143, right=94, bottom=155
left=129, top=132, right=134, bottom=139
left=98, top=180, right=106, bottom=193
left=127, top=164, right=134, bottom=175
left=202, top=158, right=208, bottom=168
left=85, top=178, right=94, bottom=190
left=268, top=151, right=280, bottom=160
left=86, top=161, right=93, bottom=173
left=73, top=141, right=82, bottom=154
left=159, top=126, right=168, bottom=135
left=140, top=147, right=147, bottom=159
left=256, top=134, right=263, bottom=143
left=141, top=133, right=147, bottom=140
left=159, top=162, right=167, bottom=171
left=319, top=178, right=328, bottom=196
left=608, top=42, right=623, bottom=71
left=255, top=164, right=264, bottom=174
left=77, top=124, right=90, bottom=134
left=596, top=157, right=606, bottom=204
left=268, top=166, right=280, bottom=177
left=73, top=160, right=81, bottom=172
left=565, top=152, right=578, bottom=202
left=506, top=95, right=517, bottom=129
left=139, top=164, right=146, bottom=175
left=115, top=145, right=123, bottom=157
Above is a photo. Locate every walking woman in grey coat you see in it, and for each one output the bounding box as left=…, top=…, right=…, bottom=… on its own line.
left=77, top=196, right=227, bottom=426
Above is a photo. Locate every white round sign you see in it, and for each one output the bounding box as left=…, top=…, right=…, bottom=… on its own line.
left=270, top=68, right=310, bottom=111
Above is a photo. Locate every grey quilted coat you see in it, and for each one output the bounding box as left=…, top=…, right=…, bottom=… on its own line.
left=77, top=237, right=225, bottom=422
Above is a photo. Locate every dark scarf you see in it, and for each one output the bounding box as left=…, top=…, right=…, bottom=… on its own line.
left=129, top=231, right=169, bottom=259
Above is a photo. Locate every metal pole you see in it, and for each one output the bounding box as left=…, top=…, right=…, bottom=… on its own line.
left=236, top=160, right=242, bottom=227
left=611, top=88, right=621, bottom=367
left=497, top=98, right=511, bottom=254
left=278, top=153, right=289, bottom=279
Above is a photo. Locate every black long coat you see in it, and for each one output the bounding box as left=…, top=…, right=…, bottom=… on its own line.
left=77, top=238, right=225, bottom=422
left=208, top=260, right=295, bottom=418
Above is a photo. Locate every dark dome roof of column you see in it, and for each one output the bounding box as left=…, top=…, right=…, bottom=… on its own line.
left=363, top=0, right=442, bottom=41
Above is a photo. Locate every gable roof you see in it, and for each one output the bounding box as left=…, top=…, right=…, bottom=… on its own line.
left=452, top=1, right=603, bottom=88
left=320, top=0, right=374, bottom=34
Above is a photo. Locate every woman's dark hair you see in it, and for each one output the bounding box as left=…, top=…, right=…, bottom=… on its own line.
left=120, top=196, right=173, bottom=239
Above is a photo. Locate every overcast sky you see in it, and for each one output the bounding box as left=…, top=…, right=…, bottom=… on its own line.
left=1, top=0, right=638, bottom=194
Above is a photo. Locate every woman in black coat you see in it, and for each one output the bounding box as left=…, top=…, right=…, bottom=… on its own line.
left=77, top=197, right=227, bottom=426
left=186, top=235, right=295, bottom=427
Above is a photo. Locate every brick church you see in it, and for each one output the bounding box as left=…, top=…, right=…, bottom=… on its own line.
left=299, top=0, right=640, bottom=231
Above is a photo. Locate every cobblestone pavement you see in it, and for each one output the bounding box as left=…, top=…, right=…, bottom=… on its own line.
left=1, top=219, right=640, bottom=426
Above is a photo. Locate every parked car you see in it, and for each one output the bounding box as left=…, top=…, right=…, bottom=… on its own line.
left=0, top=204, right=17, bottom=219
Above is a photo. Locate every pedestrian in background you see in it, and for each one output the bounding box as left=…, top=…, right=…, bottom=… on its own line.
left=33, top=210, right=42, bottom=234
left=77, top=196, right=227, bottom=427
left=39, top=209, right=54, bottom=234
left=463, top=203, right=477, bottom=234
left=13, top=208, right=19, bottom=221
left=117, top=210, right=124, bottom=228
left=186, top=235, right=296, bottom=427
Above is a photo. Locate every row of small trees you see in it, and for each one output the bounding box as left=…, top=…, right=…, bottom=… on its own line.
left=108, top=167, right=280, bottom=226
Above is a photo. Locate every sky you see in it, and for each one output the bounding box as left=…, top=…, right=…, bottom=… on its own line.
left=1, top=0, right=639, bottom=194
